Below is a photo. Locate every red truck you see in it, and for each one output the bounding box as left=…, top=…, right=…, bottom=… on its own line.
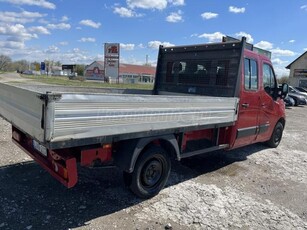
left=0, top=37, right=288, bottom=198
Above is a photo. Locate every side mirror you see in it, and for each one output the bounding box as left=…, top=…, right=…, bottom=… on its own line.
left=279, top=83, right=289, bottom=98
left=282, top=83, right=289, bottom=95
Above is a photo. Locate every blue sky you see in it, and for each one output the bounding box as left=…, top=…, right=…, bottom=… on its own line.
left=0, top=0, right=306, bottom=77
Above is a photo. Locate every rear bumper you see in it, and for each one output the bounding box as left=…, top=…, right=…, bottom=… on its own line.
left=12, top=127, right=78, bottom=188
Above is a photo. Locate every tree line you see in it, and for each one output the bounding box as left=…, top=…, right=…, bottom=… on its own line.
left=0, top=54, right=85, bottom=76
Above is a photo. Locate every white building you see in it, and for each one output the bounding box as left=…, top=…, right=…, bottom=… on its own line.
left=85, top=61, right=156, bottom=83
left=286, top=51, right=307, bottom=87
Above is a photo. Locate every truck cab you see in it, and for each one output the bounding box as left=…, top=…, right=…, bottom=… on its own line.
left=231, top=47, right=286, bottom=149
left=154, top=37, right=288, bottom=150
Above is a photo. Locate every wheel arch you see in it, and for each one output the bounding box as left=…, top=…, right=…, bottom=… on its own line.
left=277, top=117, right=286, bottom=129
left=113, top=134, right=180, bottom=173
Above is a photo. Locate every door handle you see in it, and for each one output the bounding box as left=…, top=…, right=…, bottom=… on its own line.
left=242, top=103, right=249, bottom=108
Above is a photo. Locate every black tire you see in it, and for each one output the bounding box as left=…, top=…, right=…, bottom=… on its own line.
left=293, top=99, right=298, bottom=106
left=266, top=122, right=284, bottom=148
left=127, top=146, right=171, bottom=199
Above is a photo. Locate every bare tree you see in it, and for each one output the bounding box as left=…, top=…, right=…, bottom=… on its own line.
left=76, top=64, right=85, bottom=76
left=54, top=61, right=62, bottom=67
left=13, top=60, right=29, bottom=73
left=278, top=76, right=289, bottom=84
left=0, top=55, right=12, bottom=71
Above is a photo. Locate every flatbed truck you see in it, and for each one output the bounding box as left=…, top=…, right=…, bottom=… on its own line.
left=0, top=37, right=288, bottom=198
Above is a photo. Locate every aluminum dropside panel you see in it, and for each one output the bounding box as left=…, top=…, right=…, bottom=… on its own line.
left=50, top=94, right=239, bottom=142
left=0, top=83, right=45, bottom=142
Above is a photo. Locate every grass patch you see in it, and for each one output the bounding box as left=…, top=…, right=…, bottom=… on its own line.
left=20, top=74, right=154, bottom=90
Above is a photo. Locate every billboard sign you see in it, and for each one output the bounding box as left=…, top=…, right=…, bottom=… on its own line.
left=105, top=43, right=119, bottom=58
left=104, top=43, right=120, bottom=82
left=35, top=63, right=40, bottom=71
left=40, top=62, right=45, bottom=71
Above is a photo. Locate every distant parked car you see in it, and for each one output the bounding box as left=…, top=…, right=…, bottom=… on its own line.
left=289, top=86, right=307, bottom=98
left=295, top=86, right=307, bottom=94
left=288, top=91, right=307, bottom=106
left=284, top=95, right=295, bottom=106
left=22, top=70, right=33, bottom=75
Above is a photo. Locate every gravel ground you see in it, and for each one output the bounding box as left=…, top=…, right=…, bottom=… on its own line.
left=0, top=75, right=306, bottom=229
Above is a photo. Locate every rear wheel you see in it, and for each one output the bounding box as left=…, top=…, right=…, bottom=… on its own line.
left=125, top=146, right=171, bottom=199
left=266, top=122, right=284, bottom=148
left=293, top=99, right=298, bottom=106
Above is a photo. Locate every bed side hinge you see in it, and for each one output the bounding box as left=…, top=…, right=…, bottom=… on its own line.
left=37, top=92, right=62, bottom=102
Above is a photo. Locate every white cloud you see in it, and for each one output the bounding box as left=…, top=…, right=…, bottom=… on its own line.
left=289, top=39, right=295, bottom=43
left=120, top=43, right=135, bottom=50
left=59, top=41, right=68, bottom=46
left=72, top=48, right=81, bottom=53
left=0, top=44, right=99, bottom=65
left=113, top=7, right=143, bottom=17
left=271, top=48, right=296, bottom=57
left=138, top=43, right=145, bottom=48
left=272, top=58, right=288, bottom=66
left=166, top=10, right=183, bottom=23
left=0, top=0, right=56, bottom=9
left=126, top=0, right=184, bottom=10
left=198, top=32, right=225, bottom=42
left=235, top=32, right=253, bottom=43
left=61, top=16, right=69, bottom=22
left=168, top=0, right=184, bottom=6
left=148, top=41, right=175, bottom=49
left=79, top=19, right=101, bottom=29
left=0, top=40, right=25, bottom=49
left=28, top=26, right=50, bottom=35
left=47, top=23, right=71, bottom=30
left=45, top=45, right=60, bottom=53
left=255, top=41, right=273, bottom=50
left=0, top=10, right=46, bottom=24
left=201, top=12, right=218, bottom=20
left=304, top=48, right=307, bottom=51
left=300, top=5, right=307, bottom=10
left=0, top=23, right=37, bottom=40
left=127, top=0, right=168, bottom=10
left=274, top=67, right=290, bottom=78
left=229, top=6, right=245, bottom=14
left=79, top=37, right=96, bottom=42
left=38, top=18, right=49, bottom=24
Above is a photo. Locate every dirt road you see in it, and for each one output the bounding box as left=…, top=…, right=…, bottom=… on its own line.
left=0, top=81, right=306, bottom=229
left=0, top=72, right=31, bottom=83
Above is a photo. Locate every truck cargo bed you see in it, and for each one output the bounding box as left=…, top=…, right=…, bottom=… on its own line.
left=0, top=83, right=239, bottom=149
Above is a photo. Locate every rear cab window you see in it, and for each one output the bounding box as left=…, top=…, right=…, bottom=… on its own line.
left=244, top=58, right=258, bottom=91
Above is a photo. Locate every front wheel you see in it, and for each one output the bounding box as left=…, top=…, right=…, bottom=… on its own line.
left=126, top=146, right=171, bottom=199
left=293, top=99, right=298, bottom=106
left=266, top=122, right=284, bottom=148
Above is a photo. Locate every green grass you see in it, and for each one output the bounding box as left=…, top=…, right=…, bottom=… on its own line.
left=20, top=74, right=154, bottom=90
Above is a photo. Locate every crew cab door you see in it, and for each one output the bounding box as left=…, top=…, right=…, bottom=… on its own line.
left=256, top=62, right=278, bottom=142
left=233, top=57, right=260, bottom=148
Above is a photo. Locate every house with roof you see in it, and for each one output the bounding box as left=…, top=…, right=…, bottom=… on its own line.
left=84, top=61, right=156, bottom=83
left=286, top=51, right=307, bottom=87
left=85, top=61, right=105, bottom=80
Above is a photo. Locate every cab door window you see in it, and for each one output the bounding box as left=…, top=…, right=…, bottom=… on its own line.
left=244, top=58, right=258, bottom=90
left=263, top=64, right=276, bottom=96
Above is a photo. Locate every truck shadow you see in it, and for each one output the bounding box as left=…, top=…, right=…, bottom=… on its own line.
left=177, top=143, right=267, bottom=176
left=0, top=143, right=266, bottom=229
